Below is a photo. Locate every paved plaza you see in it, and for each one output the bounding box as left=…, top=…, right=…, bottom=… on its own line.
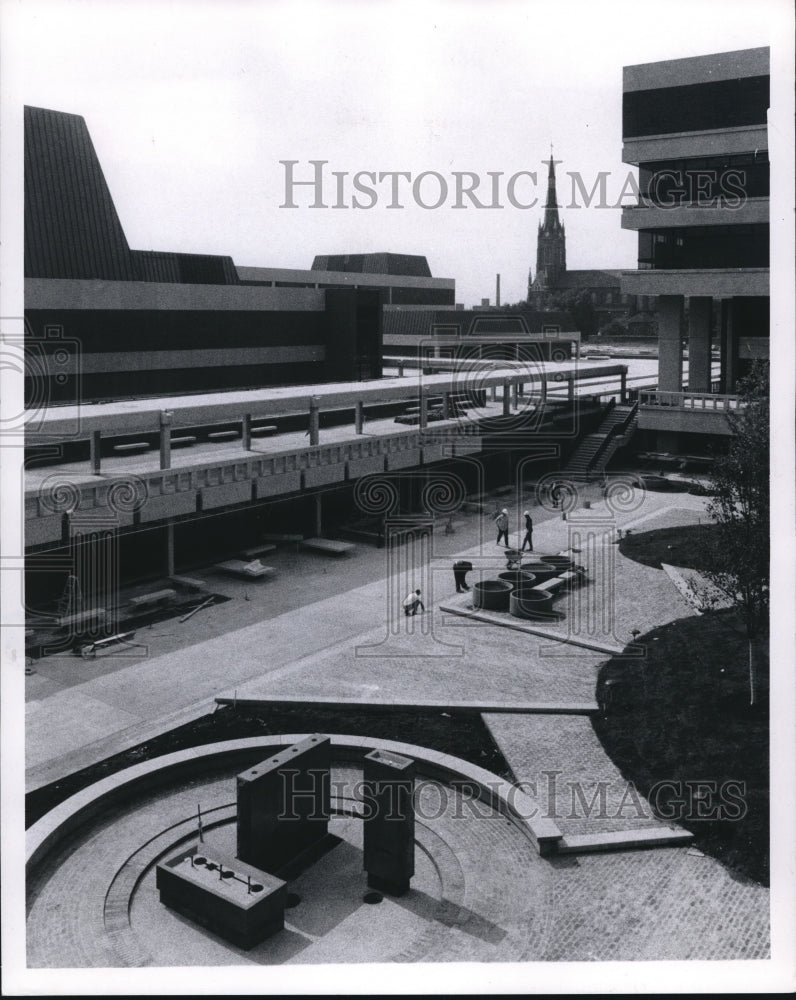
left=25, top=487, right=770, bottom=964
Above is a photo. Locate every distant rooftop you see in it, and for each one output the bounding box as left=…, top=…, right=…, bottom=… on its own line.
left=311, top=253, right=433, bottom=277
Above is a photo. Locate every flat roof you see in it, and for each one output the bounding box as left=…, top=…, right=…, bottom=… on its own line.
left=623, top=46, right=769, bottom=93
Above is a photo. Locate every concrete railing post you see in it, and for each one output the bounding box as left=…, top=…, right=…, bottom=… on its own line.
left=90, top=430, right=102, bottom=474
left=242, top=413, right=252, bottom=451
left=355, top=400, right=364, bottom=434
left=502, top=380, right=511, bottom=417
left=309, top=397, right=320, bottom=446
left=160, top=410, right=173, bottom=471
left=419, top=389, right=428, bottom=431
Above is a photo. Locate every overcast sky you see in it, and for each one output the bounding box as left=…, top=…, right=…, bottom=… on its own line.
left=4, top=0, right=788, bottom=305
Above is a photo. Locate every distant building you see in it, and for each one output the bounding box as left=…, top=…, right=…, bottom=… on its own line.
left=527, top=155, right=657, bottom=336
left=620, top=46, right=770, bottom=452
left=382, top=308, right=580, bottom=363
left=23, top=106, right=455, bottom=403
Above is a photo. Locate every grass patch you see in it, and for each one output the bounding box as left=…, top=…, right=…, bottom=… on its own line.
left=619, top=522, right=721, bottom=571
left=26, top=705, right=512, bottom=828
left=593, top=610, right=769, bottom=885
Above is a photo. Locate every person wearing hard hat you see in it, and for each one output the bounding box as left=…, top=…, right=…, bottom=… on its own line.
left=493, top=508, right=509, bottom=547
left=521, top=510, right=534, bottom=552
left=402, top=588, right=425, bottom=616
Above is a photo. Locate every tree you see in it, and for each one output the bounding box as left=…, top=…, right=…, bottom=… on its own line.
left=551, top=290, right=598, bottom=339
left=701, top=361, right=769, bottom=706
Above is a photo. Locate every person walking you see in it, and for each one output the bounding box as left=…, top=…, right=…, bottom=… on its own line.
left=402, top=589, right=425, bottom=616
left=453, top=560, right=472, bottom=593
left=494, top=508, right=510, bottom=547
left=520, top=510, right=534, bottom=552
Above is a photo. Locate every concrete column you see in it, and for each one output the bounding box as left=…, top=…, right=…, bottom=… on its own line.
left=502, top=379, right=511, bottom=417
left=687, top=296, right=712, bottom=392
left=398, top=362, right=404, bottom=378
left=419, top=390, right=427, bottom=430
left=314, top=494, right=322, bottom=537
left=620, top=368, right=627, bottom=403
left=490, top=385, right=497, bottom=402
left=511, top=382, right=519, bottom=409
left=159, top=410, right=173, bottom=471
left=242, top=413, right=252, bottom=451
left=166, top=519, right=175, bottom=576
left=90, top=430, right=102, bottom=474
left=568, top=375, right=575, bottom=404
left=309, top=397, right=320, bottom=445
left=355, top=400, right=364, bottom=434
left=657, top=295, right=684, bottom=393
left=721, top=298, right=740, bottom=394
left=442, top=392, right=451, bottom=419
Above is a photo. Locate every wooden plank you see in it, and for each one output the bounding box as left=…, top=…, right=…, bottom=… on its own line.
left=129, top=588, right=178, bottom=607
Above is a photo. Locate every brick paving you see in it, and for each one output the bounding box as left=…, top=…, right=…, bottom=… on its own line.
left=24, top=486, right=772, bottom=965
left=26, top=759, right=768, bottom=965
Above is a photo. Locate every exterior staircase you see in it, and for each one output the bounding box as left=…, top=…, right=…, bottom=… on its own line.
left=563, top=402, right=638, bottom=482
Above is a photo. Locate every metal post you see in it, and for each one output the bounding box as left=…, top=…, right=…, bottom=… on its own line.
left=242, top=413, right=252, bottom=451
left=90, top=430, right=102, bottom=474
left=355, top=400, right=364, bottom=434
left=309, top=397, right=320, bottom=446
left=159, top=410, right=173, bottom=471
left=502, top=380, right=511, bottom=417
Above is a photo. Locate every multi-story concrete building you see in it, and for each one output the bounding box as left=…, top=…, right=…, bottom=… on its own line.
left=24, top=106, right=456, bottom=404
left=620, top=46, right=770, bottom=452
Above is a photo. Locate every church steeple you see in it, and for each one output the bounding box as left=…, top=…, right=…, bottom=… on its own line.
left=542, top=152, right=563, bottom=233
left=530, top=149, right=566, bottom=299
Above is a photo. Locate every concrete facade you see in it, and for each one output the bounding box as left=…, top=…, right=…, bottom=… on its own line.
left=620, top=46, right=770, bottom=451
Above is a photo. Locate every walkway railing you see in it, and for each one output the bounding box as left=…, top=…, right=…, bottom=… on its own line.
left=639, top=390, right=742, bottom=411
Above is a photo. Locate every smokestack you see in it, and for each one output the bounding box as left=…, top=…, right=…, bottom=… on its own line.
left=496, top=274, right=501, bottom=307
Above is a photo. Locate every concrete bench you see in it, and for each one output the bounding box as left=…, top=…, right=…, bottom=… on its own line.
left=239, top=544, right=277, bottom=560
left=208, top=430, right=240, bottom=441
left=300, top=538, right=355, bottom=556
left=250, top=425, right=278, bottom=437
left=58, top=608, right=107, bottom=629
left=171, top=435, right=197, bottom=447
left=113, top=441, right=150, bottom=454
left=129, top=588, right=178, bottom=608
left=215, top=559, right=274, bottom=579
left=262, top=533, right=304, bottom=543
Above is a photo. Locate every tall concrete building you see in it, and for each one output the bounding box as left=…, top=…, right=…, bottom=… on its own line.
left=620, top=46, right=770, bottom=452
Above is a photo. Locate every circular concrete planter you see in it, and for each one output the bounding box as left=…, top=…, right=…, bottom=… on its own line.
left=517, top=561, right=558, bottom=584
left=472, top=579, right=512, bottom=611
left=497, top=571, right=536, bottom=589
left=510, top=586, right=555, bottom=621
left=537, top=554, right=574, bottom=574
